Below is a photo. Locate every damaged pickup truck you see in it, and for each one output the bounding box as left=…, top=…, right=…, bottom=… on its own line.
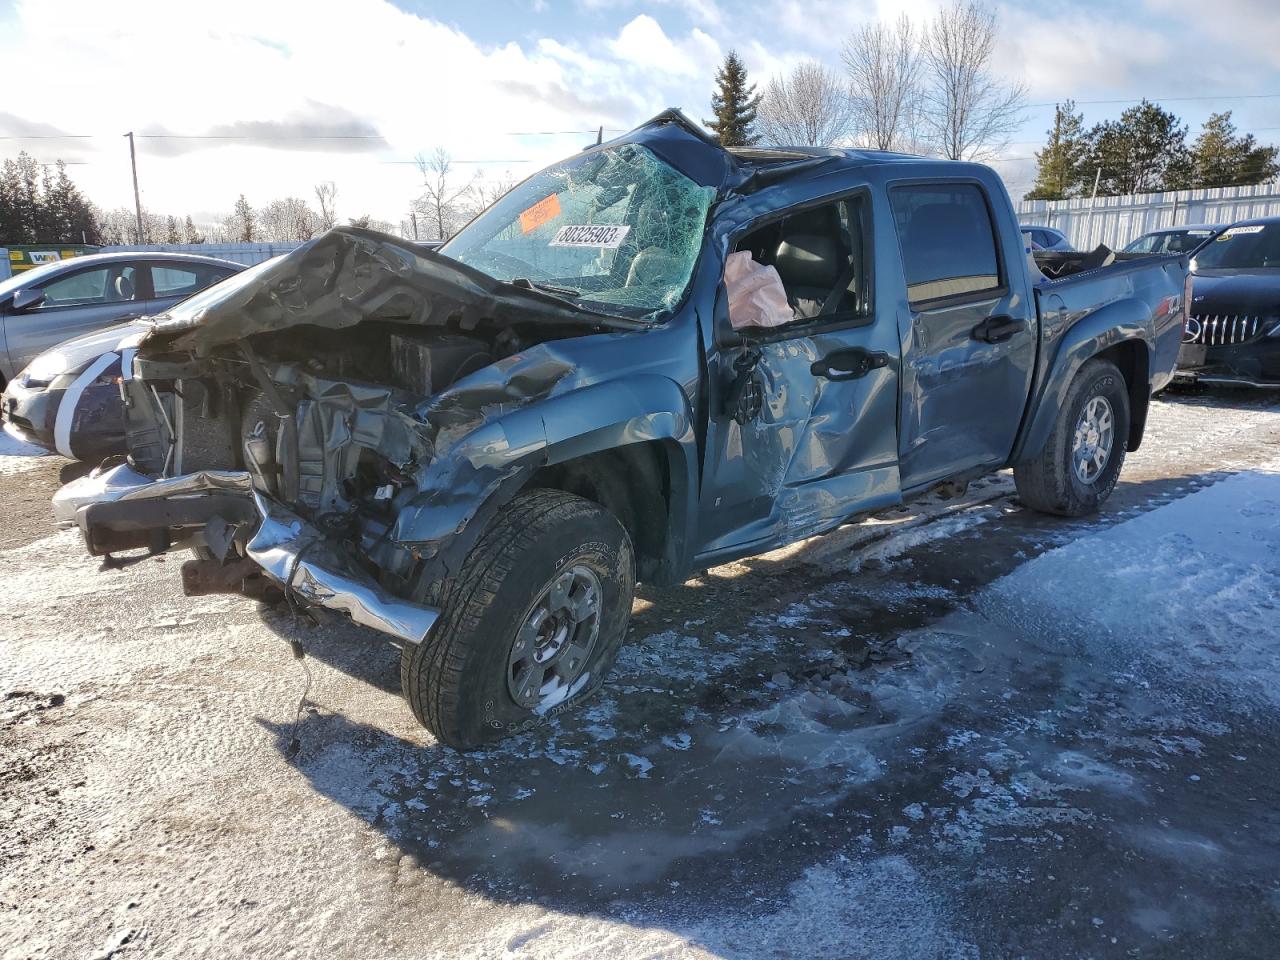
left=53, top=110, right=1189, bottom=749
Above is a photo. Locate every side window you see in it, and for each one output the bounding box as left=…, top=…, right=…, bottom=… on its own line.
left=1125, top=234, right=1158, bottom=254
left=151, top=265, right=207, bottom=297
left=890, top=184, right=1002, bottom=306
left=729, top=194, right=871, bottom=330
left=37, top=265, right=137, bottom=308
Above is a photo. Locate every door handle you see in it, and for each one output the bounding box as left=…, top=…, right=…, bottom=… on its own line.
left=810, top=348, right=889, bottom=381
left=971, top=314, right=1024, bottom=343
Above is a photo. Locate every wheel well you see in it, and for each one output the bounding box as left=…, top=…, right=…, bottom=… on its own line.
left=1098, top=339, right=1149, bottom=451
left=530, top=442, right=673, bottom=583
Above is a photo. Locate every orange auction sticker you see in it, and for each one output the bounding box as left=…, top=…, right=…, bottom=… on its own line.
left=519, top=193, right=561, bottom=233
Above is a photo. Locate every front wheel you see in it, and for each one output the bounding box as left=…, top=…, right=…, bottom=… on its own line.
left=1014, top=358, right=1130, bottom=517
left=401, top=488, right=635, bottom=750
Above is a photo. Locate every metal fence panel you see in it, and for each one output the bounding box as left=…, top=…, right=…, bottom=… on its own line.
left=1017, top=183, right=1280, bottom=250
left=98, top=242, right=302, bottom=266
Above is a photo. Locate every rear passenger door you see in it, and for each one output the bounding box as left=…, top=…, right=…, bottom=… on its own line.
left=138, top=262, right=235, bottom=315
left=890, top=181, right=1037, bottom=490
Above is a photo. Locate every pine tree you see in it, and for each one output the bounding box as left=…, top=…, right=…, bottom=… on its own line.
left=232, top=194, right=256, bottom=242
left=1184, top=112, right=1279, bottom=188
left=0, top=152, right=41, bottom=242
left=706, top=50, right=762, bottom=147
left=1025, top=101, right=1089, bottom=200
left=1085, top=100, right=1189, bottom=196
left=183, top=215, right=205, bottom=244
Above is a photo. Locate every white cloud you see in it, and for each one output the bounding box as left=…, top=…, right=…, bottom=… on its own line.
left=2, top=0, right=1279, bottom=231
left=0, top=0, right=719, bottom=226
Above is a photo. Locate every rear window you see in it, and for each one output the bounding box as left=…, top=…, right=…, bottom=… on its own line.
left=891, top=184, right=1001, bottom=305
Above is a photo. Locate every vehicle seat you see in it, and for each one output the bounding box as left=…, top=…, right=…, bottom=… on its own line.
left=774, top=234, right=841, bottom=319
left=113, top=274, right=135, bottom=301
left=771, top=205, right=850, bottom=319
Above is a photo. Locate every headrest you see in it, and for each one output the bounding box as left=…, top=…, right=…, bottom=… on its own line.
left=114, top=274, right=134, bottom=300
left=775, top=234, right=840, bottom=290
left=784, top=205, right=840, bottom=237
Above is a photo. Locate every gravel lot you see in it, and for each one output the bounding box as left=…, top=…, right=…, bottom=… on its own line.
left=2, top=388, right=1279, bottom=960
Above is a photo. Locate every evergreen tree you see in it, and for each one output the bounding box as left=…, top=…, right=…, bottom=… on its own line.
left=1085, top=100, right=1189, bottom=196
left=0, top=152, right=41, bottom=242
left=1184, top=112, right=1279, bottom=188
left=183, top=215, right=205, bottom=244
left=706, top=50, right=762, bottom=147
left=1025, top=101, right=1089, bottom=200
left=0, top=154, right=99, bottom=243
left=231, top=194, right=256, bottom=242
left=164, top=215, right=181, bottom=244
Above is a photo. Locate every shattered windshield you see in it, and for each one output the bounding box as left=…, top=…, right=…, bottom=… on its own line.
left=441, top=143, right=715, bottom=320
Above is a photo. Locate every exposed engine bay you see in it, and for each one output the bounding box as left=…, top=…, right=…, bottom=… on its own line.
left=56, top=226, right=645, bottom=629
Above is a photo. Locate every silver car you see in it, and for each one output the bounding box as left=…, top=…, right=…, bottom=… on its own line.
left=0, top=251, right=241, bottom=383
left=1, top=251, right=242, bottom=458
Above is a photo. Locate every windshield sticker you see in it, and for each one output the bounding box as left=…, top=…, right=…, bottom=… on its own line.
left=519, top=193, right=562, bottom=234
left=549, top=224, right=631, bottom=248
left=1219, top=225, right=1265, bottom=239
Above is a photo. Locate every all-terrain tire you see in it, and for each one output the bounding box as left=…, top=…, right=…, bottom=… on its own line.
left=401, top=488, right=635, bottom=750
left=1014, top=358, right=1130, bottom=517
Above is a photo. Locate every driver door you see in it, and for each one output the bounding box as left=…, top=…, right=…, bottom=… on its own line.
left=695, top=190, right=902, bottom=564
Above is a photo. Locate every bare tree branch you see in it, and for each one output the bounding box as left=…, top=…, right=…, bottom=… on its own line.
left=314, top=181, right=338, bottom=231
left=413, top=148, right=479, bottom=241
left=918, top=0, right=1026, bottom=161
left=842, top=13, right=922, bottom=152
left=757, top=61, right=856, bottom=148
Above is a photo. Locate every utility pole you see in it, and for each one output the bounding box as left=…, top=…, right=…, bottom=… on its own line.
left=125, top=132, right=144, bottom=244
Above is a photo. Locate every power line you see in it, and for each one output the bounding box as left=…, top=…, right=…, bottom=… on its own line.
left=0, top=128, right=627, bottom=141
left=135, top=134, right=385, bottom=141
left=1028, top=93, right=1280, bottom=108
left=380, top=158, right=535, bottom=165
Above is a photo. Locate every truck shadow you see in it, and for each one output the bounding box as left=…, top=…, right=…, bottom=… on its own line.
left=260, top=467, right=1234, bottom=700
left=251, top=466, right=1242, bottom=939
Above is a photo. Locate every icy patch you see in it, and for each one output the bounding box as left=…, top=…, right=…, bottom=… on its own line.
left=622, top=753, right=653, bottom=778
left=980, top=460, right=1280, bottom=707
left=0, top=423, right=53, bottom=475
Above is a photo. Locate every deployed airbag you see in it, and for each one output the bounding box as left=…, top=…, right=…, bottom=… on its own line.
left=725, top=251, right=794, bottom=330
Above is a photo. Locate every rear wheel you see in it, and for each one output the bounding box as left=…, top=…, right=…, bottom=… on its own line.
left=401, top=488, right=635, bottom=750
left=1014, top=358, right=1130, bottom=517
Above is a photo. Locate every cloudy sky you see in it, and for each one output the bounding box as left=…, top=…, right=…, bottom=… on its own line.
left=2, top=0, right=1279, bottom=231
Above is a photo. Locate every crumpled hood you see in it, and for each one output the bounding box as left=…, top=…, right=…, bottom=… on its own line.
left=140, top=227, right=629, bottom=355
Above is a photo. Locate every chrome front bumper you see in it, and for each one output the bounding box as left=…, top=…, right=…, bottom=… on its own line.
left=53, top=465, right=439, bottom=646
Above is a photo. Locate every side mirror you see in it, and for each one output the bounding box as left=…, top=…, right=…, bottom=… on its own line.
left=12, top=288, right=45, bottom=311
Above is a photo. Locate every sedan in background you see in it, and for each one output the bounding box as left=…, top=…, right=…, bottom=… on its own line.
left=1176, top=217, right=1280, bottom=388
left=1123, top=223, right=1224, bottom=257
left=2, top=253, right=243, bottom=458
left=1020, top=224, right=1073, bottom=251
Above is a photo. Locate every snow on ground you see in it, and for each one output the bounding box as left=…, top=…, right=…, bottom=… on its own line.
left=2, top=391, right=1280, bottom=959
left=0, top=423, right=52, bottom=475
left=982, top=456, right=1280, bottom=710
